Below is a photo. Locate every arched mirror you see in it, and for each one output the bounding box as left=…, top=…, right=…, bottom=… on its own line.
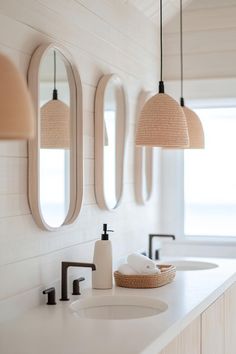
left=135, top=91, right=154, bottom=204
left=28, top=43, right=83, bottom=230
left=95, top=74, right=127, bottom=210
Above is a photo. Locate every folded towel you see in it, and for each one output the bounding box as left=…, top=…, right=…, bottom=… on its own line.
left=127, top=253, right=160, bottom=274
left=118, top=263, right=138, bottom=275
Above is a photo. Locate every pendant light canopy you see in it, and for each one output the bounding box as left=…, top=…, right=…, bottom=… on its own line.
left=136, top=0, right=189, bottom=148
left=179, top=0, right=204, bottom=149
left=40, top=50, right=70, bottom=149
left=0, top=53, right=35, bottom=139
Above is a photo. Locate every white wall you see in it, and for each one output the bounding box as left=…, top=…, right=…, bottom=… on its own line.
left=0, top=0, right=162, bottom=322
left=160, top=0, right=236, bottom=258
left=163, top=0, right=236, bottom=80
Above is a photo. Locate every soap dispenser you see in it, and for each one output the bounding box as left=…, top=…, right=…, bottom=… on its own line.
left=92, top=224, right=113, bottom=289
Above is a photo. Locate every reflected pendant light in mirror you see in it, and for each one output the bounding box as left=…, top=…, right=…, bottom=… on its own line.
left=40, top=50, right=70, bottom=149
left=136, top=0, right=189, bottom=148
left=179, top=0, right=204, bottom=149
left=0, top=53, right=34, bottom=139
left=28, top=43, right=83, bottom=231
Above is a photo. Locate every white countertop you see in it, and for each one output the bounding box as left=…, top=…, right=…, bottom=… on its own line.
left=0, top=257, right=236, bottom=354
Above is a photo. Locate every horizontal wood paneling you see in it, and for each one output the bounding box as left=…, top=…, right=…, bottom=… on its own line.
left=187, top=0, right=236, bottom=11
left=0, top=195, right=30, bottom=218
left=164, top=28, right=236, bottom=56
left=164, top=51, right=236, bottom=80
left=163, top=1, right=236, bottom=80
left=0, top=141, right=27, bottom=157
left=0, top=158, right=27, bottom=194
left=164, top=5, right=236, bottom=34
left=77, top=0, right=157, bottom=54
left=0, top=1, right=158, bottom=82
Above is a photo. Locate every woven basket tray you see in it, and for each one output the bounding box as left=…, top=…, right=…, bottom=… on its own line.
left=114, top=264, right=176, bottom=289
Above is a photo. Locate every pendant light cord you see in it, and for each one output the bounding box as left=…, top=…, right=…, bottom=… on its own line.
left=159, top=0, right=164, bottom=93
left=54, top=50, right=56, bottom=90
left=180, top=0, right=184, bottom=106
left=160, top=0, right=163, bottom=81
left=53, top=50, right=58, bottom=100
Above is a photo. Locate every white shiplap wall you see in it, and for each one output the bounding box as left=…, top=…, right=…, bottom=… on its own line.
left=0, top=0, right=162, bottom=322
left=163, top=0, right=236, bottom=80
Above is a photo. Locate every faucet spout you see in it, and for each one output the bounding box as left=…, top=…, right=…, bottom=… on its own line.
left=148, top=234, right=176, bottom=260
left=60, top=262, right=96, bottom=301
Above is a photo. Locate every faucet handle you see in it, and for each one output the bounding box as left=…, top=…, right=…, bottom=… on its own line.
left=42, top=287, right=57, bottom=305
left=72, top=277, right=85, bottom=295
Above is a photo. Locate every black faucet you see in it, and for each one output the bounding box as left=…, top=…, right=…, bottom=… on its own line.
left=60, top=262, right=96, bottom=301
left=72, top=277, right=85, bottom=296
left=148, top=234, right=176, bottom=260
left=42, top=287, right=57, bottom=305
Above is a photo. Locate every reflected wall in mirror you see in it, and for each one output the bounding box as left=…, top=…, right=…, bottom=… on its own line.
left=95, top=74, right=127, bottom=210
left=135, top=91, right=154, bottom=204
left=28, top=43, right=83, bottom=231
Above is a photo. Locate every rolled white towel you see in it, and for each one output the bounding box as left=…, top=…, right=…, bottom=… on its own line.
left=127, top=253, right=160, bottom=274
left=118, top=263, right=138, bottom=275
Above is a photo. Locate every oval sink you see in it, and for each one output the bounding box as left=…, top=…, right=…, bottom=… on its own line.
left=70, top=295, right=168, bottom=320
left=160, top=260, right=218, bottom=271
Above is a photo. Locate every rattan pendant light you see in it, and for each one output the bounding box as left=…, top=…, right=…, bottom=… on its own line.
left=136, top=0, right=189, bottom=148
left=179, top=0, right=204, bottom=149
left=0, top=53, right=34, bottom=139
left=40, top=50, right=70, bottom=149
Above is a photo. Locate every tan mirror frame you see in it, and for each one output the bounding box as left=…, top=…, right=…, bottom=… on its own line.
left=135, top=91, right=154, bottom=204
left=95, top=74, right=127, bottom=211
left=27, top=43, right=83, bottom=231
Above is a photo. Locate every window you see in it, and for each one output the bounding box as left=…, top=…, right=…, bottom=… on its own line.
left=184, top=107, right=236, bottom=237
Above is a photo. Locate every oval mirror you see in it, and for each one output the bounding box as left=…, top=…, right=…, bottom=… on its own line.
left=28, top=43, right=83, bottom=230
left=95, top=74, right=127, bottom=210
left=135, top=91, right=154, bottom=204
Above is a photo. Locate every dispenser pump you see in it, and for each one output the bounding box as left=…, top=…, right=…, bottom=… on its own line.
left=101, top=224, right=114, bottom=240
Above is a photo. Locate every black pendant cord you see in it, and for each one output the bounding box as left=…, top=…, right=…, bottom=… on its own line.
left=159, top=0, right=164, bottom=93
left=180, top=0, right=184, bottom=106
left=53, top=50, right=58, bottom=100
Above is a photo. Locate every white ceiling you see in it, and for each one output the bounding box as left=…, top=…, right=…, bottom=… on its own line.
left=121, top=0, right=193, bottom=24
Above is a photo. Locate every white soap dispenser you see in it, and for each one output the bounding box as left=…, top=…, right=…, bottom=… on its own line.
left=92, top=224, right=113, bottom=289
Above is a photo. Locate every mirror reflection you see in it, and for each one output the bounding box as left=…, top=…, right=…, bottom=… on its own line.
left=39, top=49, right=70, bottom=227
left=135, top=91, right=154, bottom=204
left=95, top=74, right=126, bottom=210
left=104, top=82, right=118, bottom=209
left=140, top=147, right=153, bottom=202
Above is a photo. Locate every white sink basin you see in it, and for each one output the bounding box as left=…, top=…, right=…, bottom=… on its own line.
left=160, top=260, right=218, bottom=271
left=70, top=295, right=168, bottom=320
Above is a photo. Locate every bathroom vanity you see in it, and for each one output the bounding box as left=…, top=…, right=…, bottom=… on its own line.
left=0, top=257, right=235, bottom=354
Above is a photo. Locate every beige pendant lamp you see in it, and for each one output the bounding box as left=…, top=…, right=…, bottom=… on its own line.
left=136, top=0, right=189, bottom=148
left=179, top=0, right=204, bottom=149
left=40, top=50, right=70, bottom=149
left=0, top=53, right=34, bottom=139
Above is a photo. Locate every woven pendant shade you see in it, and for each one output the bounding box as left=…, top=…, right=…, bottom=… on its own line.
left=182, top=106, right=204, bottom=148
left=136, top=92, right=189, bottom=148
left=0, top=53, right=34, bottom=139
left=40, top=99, right=70, bottom=149
left=135, top=0, right=189, bottom=148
